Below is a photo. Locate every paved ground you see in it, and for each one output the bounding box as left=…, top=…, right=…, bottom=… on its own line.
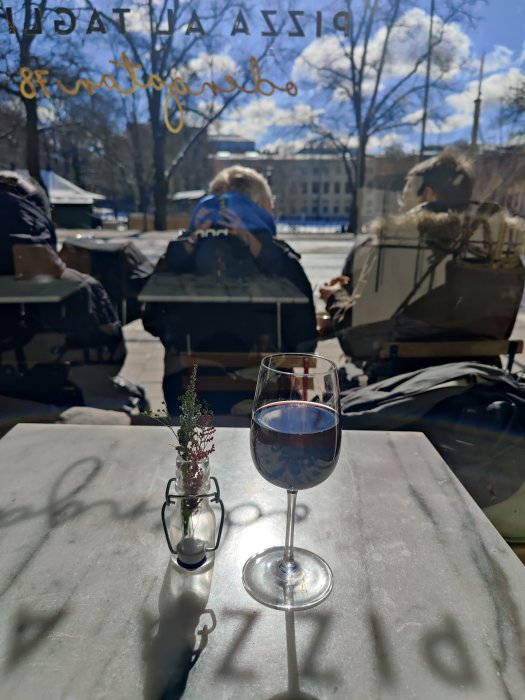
left=57, top=228, right=525, bottom=413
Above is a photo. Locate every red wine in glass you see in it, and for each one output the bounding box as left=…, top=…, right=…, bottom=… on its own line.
left=251, top=401, right=340, bottom=490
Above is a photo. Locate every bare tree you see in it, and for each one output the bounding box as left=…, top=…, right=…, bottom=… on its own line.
left=0, top=1, right=87, bottom=186
left=83, top=1, right=245, bottom=230
left=502, top=79, right=525, bottom=139
left=293, top=0, right=481, bottom=230
left=0, top=0, right=49, bottom=183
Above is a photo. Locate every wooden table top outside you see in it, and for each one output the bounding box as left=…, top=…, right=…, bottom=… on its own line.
left=0, top=277, right=82, bottom=304
left=0, top=424, right=524, bottom=699
left=138, top=273, right=310, bottom=304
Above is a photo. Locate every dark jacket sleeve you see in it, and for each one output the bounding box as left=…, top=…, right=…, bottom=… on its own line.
left=273, top=241, right=318, bottom=353
left=252, top=230, right=287, bottom=273
left=164, top=237, right=195, bottom=273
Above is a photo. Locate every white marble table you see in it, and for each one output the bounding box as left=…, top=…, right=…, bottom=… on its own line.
left=0, top=424, right=524, bottom=699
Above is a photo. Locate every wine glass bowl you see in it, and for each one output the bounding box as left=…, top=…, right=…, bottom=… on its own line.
left=242, top=353, right=341, bottom=611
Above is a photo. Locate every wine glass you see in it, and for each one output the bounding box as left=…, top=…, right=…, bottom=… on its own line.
left=242, top=353, right=341, bottom=611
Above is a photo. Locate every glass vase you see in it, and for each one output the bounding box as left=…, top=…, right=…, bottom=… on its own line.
left=161, top=456, right=224, bottom=571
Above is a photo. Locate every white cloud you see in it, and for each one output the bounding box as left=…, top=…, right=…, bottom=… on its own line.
left=292, top=7, right=471, bottom=94
left=418, top=67, right=525, bottom=135
left=123, top=5, right=151, bottom=33
left=402, top=108, right=424, bottom=126
left=370, top=9, right=471, bottom=82
left=214, top=97, right=322, bottom=141
left=259, top=138, right=312, bottom=155
left=448, top=66, right=525, bottom=113
left=184, top=53, right=238, bottom=78
left=484, top=45, right=514, bottom=73
left=368, top=133, right=404, bottom=151
left=37, top=104, right=58, bottom=125
left=425, top=112, right=473, bottom=135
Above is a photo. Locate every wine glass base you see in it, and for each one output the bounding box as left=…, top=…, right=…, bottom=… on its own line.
left=242, top=546, right=333, bottom=611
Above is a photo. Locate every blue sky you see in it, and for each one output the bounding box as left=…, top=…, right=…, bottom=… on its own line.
left=8, top=1, right=525, bottom=154
left=474, top=0, right=525, bottom=54
left=186, top=0, right=525, bottom=153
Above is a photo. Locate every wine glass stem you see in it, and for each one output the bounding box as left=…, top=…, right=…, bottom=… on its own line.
left=280, top=489, right=298, bottom=579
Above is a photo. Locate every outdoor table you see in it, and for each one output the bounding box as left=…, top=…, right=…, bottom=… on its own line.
left=138, top=273, right=309, bottom=350
left=0, top=276, right=82, bottom=306
left=0, top=424, right=524, bottom=699
left=0, top=277, right=84, bottom=373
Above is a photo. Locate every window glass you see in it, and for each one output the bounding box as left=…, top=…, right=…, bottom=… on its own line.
left=0, top=0, right=523, bottom=438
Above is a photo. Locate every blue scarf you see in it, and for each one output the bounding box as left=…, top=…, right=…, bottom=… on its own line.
left=188, top=192, right=276, bottom=237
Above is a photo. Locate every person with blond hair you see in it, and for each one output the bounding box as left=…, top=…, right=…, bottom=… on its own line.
left=143, top=165, right=317, bottom=414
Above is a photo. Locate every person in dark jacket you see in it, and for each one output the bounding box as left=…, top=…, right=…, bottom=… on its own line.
left=142, top=165, right=317, bottom=414
left=0, top=171, right=128, bottom=409
left=0, top=171, right=56, bottom=276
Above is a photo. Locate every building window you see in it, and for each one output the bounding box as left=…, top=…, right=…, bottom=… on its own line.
left=334, top=206, right=339, bottom=214
left=323, top=182, right=330, bottom=194
left=301, top=182, right=307, bottom=194
left=312, top=182, right=320, bottom=194
left=345, top=181, right=351, bottom=193
left=334, top=182, right=340, bottom=194
left=323, top=205, right=328, bottom=214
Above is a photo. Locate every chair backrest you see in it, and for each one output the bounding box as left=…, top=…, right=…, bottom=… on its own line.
left=12, top=243, right=65, bottom=279
left=174, top=351, right=266, bottom=417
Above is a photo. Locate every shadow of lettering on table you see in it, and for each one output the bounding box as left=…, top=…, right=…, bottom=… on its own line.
left=368, top=611, right=398, bottom=686
left=5, top=606, right=68, bottom=670
left=421, top=615, right=478, bottom=686
left=474, top=537, right=525, bottom=684
left=0, top=457, right=157, bottom=530
left=0, top=457, right=158, bottom=599
left=215, top=608, right=261, bottom=680
left=411, top=480, right=525, bottom=689
left=369, top=608, right=478, bottom=689
left=142, top=560, right=217, bottom=700
left=216, top=607, right=339, bottom=696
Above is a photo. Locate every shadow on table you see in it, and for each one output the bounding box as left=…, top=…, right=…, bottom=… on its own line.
left=421, top=615, right=478, bottom=686
left=215, top=603, right=339, bottom=697
left=0, top=456, right=158, bottom=531
left=5, top=606, right=68, bottom=670
left=267, top=610, right=325, bottom=700
left=369, top=608, right=479, bottom=689
left=142, top=559, right=216, bottom=700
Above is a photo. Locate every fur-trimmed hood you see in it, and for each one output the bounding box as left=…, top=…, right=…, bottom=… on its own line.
left=367, top=201, right=525, bottom=263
